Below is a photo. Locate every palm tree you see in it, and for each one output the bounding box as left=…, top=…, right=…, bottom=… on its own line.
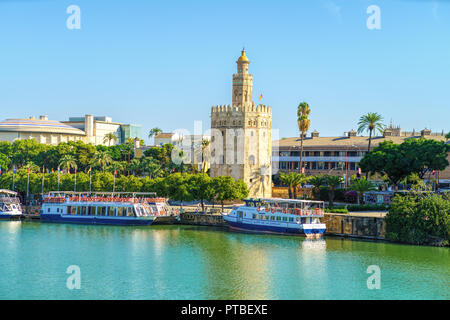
left=141, top=158, right=162, bottom=179
left=24, top=161, right=40, bottom=173
left=92, top=151, right=112, bottom=172
left=357, top=112, right=385, bottom=154
left=128, top=158, right=141, bottom=176
left=107, top=161, right=124, bottom=175
left=279, top=172, right=294, bottom=199
left=103, top=132, right=118, bottom=146
left=308, top=174, right=325, bottom=200
left=148, top=127, right=162, bottom=140
left=325, top=175, right=344, bottom=207
left=201, top=138, right=210, bottom=173
left=297, top=102, right=311, bottom=172
left=349, top=177, right=375, bottom=205
left=59, top=155, right=77, bottom=173
left=292, top=173, right=306, bottom=199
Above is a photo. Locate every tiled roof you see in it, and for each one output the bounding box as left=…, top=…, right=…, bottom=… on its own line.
left=275, top=135, right=447, bottom=149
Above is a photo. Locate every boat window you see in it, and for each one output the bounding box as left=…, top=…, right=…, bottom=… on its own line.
left=130, top=208, right=136, bottom=217
left=71, top=206, right=77, bottom=215
left=252, top=214, right=256, bottom=219
left=118, top=207, right=125, bottom=217
left=270, top=216, right=274, bottom=221
left=276, top=216, right=281, bottom=221
left=237, top=211, right=243, bottom=218
left=289, top=217, right=294, bottom=222
left=264, top=215, right=268, bottom=220
left=80, top=207, right=86, bottom=215
left=296, top=217, right=300, bottom=222
left=48, top=208, right=50, bottom=213
left=110, top=207, right=117, bottom=216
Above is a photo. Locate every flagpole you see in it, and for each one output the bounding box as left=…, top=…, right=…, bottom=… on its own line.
left=74, top=168, right=77, bottom=192
left=26, top=168, right=30, bottom=203
left=57, top=166, right=60, bottom=192
left=41, top=166, right=45, bottom=195
left=113, top=170, right=116, bottom=194
left=12, top=166, right=15, bottom=191
left=89, top=167, right=92, bottom=193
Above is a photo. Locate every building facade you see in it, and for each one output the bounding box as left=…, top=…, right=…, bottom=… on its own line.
left=273, top=125, right=450, bottom=184
left=0, top=114, right=142, bottom=146
left=0, top=116, right=86, bottom=144
left=210, top=49, right=272, bottom=198
left=63, top=115, right=142, bottom=146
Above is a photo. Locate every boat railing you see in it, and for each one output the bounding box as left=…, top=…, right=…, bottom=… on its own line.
left=44, top=196, right=166, bottom=204
left=255, top=206, right=324, bottom=216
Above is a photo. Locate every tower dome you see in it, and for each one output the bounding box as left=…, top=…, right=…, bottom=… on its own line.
left=237, top=49, right=249, bottom=63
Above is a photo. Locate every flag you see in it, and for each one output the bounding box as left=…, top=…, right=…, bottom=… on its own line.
left=301, top=167, right=305, bottom=174
left=87, top=167, right=91, bottom=173
left=114, top=170, right=117, bottom=176
left=51, top=168, right=54, bottom=174
left=259, top=94, right=263, bottom=101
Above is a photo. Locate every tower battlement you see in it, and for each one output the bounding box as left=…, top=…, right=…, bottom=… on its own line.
left=211, top=104, right=272, bottom=114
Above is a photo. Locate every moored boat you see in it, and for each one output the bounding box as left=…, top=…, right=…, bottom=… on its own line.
left=0, top=189, right=23, bottom=220
left=222, top=198, right=326, bottom=237
left=41, top=191, right=170, bottom=226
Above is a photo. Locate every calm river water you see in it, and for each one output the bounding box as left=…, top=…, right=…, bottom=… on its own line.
left=0, top=221, right=448, bottom=300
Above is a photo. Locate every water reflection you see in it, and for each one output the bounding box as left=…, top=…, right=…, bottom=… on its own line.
left=0, top=222, right=448, bottom=299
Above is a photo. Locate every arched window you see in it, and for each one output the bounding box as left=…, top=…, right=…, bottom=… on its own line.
left=249, top=155, right=256, bottom=165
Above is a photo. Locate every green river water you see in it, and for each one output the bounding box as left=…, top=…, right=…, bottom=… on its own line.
left=0, top=221, right=448, bottom=299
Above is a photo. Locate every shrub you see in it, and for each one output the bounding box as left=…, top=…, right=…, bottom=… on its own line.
left=385, top=192, right=450, bottom=246
left=344, top=190, right=357, bottom=203
left=325, top=207, right=348, bottom=214
left=347, top=204, right=390, bottom=211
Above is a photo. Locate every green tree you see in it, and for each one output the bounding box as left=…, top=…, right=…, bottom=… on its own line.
left=148, top=127, right=163, bottom=141
left=357, top=112, right=385, bottom=153
left=200, top=138, right=210, bottom=173
left=165, top=173, right=192, bottom=208
left=59, top=154, right=77, bottom=173
left=103, top=132, right=118, bottom=146
left=357, top=112, right=385, bottom=178
left=446, top=132, right=450, bottom=141
left=297, top=102, right=311, bottom=172
left=188, top=173, right=213, bottom=212
left=92, top=150, right=113, bottom=172
left=349, top=177, right=375, bottom=204
left=211, top=176, right=238, bottom=211
left=325, top=175, right=344, bottom=207
left=308, top=174, right=325, bottom=200
left=386, top=186, right=449, bottom=245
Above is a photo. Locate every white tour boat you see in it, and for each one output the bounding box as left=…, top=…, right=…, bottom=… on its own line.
left=41, top=191, right=171, bottom=226
left=0, top=189, right=23, bottom=220
left=222, top=198, right=326, bottom=237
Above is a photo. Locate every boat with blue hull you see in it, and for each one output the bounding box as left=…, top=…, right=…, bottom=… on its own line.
left=0, top=189, right=22, bottom=220
left=41, top=191, right=170, bottom=226
left=222, top=198, right=326, bottom=237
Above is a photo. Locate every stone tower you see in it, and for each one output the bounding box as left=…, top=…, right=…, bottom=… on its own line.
left=210, top=49, right=272, bottom=198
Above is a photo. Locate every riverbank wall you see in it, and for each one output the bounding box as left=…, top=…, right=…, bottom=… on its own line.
left=323, top=213, right=386, bottom=240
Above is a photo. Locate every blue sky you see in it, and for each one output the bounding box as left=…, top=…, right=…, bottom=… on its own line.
left=0, top=0, right=449, bottom=143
